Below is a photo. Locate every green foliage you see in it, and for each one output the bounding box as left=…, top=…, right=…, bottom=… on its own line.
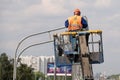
left=0, top=53, right=13, bottom=80
left=0, top=53, right=35, bottom=80
left=107, top=74, right=120, bottom=80
left=34, top=71, right=47, bottom=80
left=17, top=64, right=34, bottom=80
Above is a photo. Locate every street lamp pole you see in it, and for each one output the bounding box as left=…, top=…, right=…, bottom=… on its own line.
left=13, top=53, right=17, bottom=80
left=13, top=27, right=65, bottom=80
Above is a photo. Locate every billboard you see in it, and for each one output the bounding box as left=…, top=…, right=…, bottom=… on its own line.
left=47, top=62, right=72, bottom=76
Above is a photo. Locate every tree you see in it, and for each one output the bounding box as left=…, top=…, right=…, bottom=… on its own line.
left=0, top=53, right=35, bottom=80
left=17, top=64, right=34, bottom=80
left=107, top=74, right=120, bottom=80
left=0, top=53, right=13, bottom=80
left=34, top=71, right=46, bottom=80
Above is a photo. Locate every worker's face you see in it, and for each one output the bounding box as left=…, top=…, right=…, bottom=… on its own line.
left=74, top=11, right=80, bottom=15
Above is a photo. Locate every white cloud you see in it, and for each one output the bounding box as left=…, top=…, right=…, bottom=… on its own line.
left=109, top=14, right=120, bottom=20
left=22, top=0, right=88, bottom=17
left=70, top=0, right=87, bottom=8
left=0, top=24, right=22, bottom=32
left=0, top=0, right=90, bottom=18
left=94, top=0, right=111, bottom=8
left=23, top=0, right=69, bottom=16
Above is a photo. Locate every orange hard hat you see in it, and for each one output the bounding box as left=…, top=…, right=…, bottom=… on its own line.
left=74, top=9, right=80, bottom=13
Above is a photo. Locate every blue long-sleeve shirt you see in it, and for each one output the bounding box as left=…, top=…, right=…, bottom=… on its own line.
left=65, top=17, right=88, bottom=29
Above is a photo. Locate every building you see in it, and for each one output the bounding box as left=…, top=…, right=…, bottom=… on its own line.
left=20, top=55, right=54, bottom=74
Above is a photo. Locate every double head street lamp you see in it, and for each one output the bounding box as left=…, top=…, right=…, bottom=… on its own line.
left=13, top=27, right=65, bottom=80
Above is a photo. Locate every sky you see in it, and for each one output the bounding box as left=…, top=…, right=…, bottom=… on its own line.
left=0, top=0, right=120, bottom=75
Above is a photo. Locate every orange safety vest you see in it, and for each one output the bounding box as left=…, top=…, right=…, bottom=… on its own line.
left=68, top=15, right=83, bottom=31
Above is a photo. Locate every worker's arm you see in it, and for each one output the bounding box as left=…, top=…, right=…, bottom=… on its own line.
left=81, top=17, right=88, bottom=28
left=65, top=20, right=69, bottom=28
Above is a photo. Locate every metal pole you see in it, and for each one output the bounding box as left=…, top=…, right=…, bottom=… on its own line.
left=54, top=65, right=56, bottom=80
left=35, top=72, right=36, bottom=80
left=13, top=51, right=17, bottom=80
left=91, top=33, right=94, bottom=52
left=44, top=58, right=46, bottom=80
left=65, top=66, right=67, bottom=80
left=53, top=35, right=57, bottom=80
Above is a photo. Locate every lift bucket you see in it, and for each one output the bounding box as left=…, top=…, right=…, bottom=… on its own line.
left=88, top=30, right=104, bottom=64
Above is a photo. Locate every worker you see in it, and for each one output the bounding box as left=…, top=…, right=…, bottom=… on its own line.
left=64, top=9, right=89, bottom=54
left=64, top=9, right=89, bottom=63
left=65, top=9, right=88, bottom=31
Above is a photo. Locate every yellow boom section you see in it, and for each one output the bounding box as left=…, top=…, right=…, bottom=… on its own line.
left=87, top=30, right=102, bottom=33
left=60, top=32, right=77, bottom=35
left=60, top=30, right=102, bottom=36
